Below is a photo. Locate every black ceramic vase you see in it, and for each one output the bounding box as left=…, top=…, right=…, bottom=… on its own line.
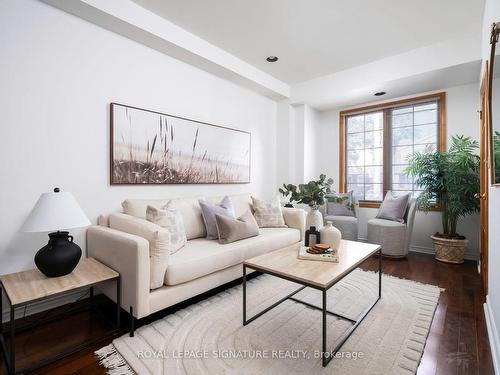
left=34, top=231, right=82, bottom=277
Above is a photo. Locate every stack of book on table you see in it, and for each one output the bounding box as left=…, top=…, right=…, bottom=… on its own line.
left=298, top=243, right=339, bottom=263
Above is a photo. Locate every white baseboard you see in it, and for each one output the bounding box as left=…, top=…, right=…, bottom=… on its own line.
left=484, top=295, right=500, bottom=375
left=2, top=289, right=88, bottom=323
left=357, top=238, right=478, bottom=261
left=409, top=244, right=478, bottom=261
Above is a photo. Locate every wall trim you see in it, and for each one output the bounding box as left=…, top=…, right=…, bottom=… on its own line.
left=484, top=295, right=500, bottom=375
left=357, top=238, right=478, bottom=260
left=409, top=244, right=478, bottom=261
left=2, top=289, right=87, bottom=323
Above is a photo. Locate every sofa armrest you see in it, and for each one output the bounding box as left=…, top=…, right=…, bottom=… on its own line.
left=87, top=226, right=150, bottom=319
left=282, top=207, right=306, bottom=241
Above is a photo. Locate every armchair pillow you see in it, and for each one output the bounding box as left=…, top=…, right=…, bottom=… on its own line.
left=146, top=201, right=186, bottom=254
left=376, top=191, right=410, bottom=223
left=215, top=210, right=259, bottom=244
left=199, top=196, right=236, bottom=240
left=326, top=191, right=355, bottom=217
left=251, top=196, right=287, bottom=228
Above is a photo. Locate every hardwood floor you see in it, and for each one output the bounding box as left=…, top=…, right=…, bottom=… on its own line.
left=362, top=253, right=493, bottom=375
left=0, top=252, right=493, bottom=374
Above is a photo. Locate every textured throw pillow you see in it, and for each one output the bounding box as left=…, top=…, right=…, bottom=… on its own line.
left=199, top=196, right=236, bottom=240
left=215, top=210, right=260, bottom=244
left=251, top=196, right=287, bottom=228
left=146, top=202, right=187, bottom=255
left=326, top=191, right=355, bottom=217
left=108, top=213, right=170, bottom=290
left=376, top=191, right=410, bottom=223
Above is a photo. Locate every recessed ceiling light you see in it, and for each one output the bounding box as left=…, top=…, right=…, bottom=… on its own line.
left=266, top=56, right=278, bottom=62
left=374, top=91, right=386, bottom=96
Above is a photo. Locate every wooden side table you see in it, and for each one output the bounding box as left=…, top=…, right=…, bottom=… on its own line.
left=0, top=257, right=120, bottom=375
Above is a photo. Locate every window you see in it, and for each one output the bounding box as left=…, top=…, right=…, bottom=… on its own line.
left=345, top=111, right=384, bottom=201
left=340, top=93, right=445, bottom=207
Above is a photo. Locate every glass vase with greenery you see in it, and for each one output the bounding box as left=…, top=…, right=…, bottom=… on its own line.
left=405, top=135, right=480, bottom=239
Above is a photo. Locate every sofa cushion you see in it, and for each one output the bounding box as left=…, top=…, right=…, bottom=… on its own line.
left=215, top=210, right=259, bottom=244
left=108, top=212, right=170, bottom=290
left=122, top=198, right=170, bottom=218
left=122, top=196, right=206, bottom=240
left=199, top=196, right=235, bottom=239
left=208, top=193, right=253, bottom=217
left=164, top=227, right=300, bottom=285
left=146, top=202, right=186, bottom=254
left=251, top=196, right=287, bottom=228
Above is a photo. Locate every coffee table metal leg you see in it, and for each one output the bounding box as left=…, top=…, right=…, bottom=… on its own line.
left=379, top=248, right=382, bottom=298
left=243, top=253, right=382, bottom=368
left=322, top=289, right=328, bottom=367
left=242, top=265, right=247, bottom=325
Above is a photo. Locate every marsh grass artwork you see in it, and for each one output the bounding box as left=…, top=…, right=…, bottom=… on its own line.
left=110, top=103, right=251, bottom=184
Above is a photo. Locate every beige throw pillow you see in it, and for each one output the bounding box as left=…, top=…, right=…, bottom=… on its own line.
left=146, top=202, right=187, bottom=254
left=251, top=196, right=287, bottom=228
left=215, top=210, right=259, bottom=244
left=108, top=213, right=170, bottom=290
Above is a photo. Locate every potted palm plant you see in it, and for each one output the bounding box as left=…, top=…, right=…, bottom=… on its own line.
left=405, top=135, right=480, bottom=264
left=279, top=174, right=334, bottom=229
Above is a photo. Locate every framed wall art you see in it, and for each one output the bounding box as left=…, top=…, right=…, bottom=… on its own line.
left=110, top=103, right=251, bottom=184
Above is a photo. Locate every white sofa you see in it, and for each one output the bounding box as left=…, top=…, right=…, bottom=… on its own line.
left=87, top=193, right=305, bottom=323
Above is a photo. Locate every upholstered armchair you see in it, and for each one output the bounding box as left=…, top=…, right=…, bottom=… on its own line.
left=367, top=199, right=417, bottom=258
left=320, top=199, right=359, bottom=241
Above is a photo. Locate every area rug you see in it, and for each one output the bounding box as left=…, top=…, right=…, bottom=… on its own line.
left=96, top=270, right=441, bottom=375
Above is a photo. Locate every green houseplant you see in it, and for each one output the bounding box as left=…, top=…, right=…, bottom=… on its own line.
left=279, top=174, right=334, bottom=229
left=494, top=131, right=500, bottom=183
left=405, top=135, right=480, bottom=263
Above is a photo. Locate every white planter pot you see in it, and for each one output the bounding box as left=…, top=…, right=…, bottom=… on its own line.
left=306, top=208, right=323, bottom=230
left=320, top=221, right=342, bottom=250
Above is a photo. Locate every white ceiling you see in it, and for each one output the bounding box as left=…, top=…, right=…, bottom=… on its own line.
left=132, top=0, right=484, bottom=84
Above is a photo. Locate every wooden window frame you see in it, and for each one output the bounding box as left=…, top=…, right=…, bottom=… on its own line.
left=339, top=92, right=446, bottom=208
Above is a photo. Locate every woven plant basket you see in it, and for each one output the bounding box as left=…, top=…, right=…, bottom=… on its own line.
left=431, top=235, right=468, bottom=264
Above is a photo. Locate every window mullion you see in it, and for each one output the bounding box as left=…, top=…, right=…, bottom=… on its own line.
left=383, top=108, right=391, bottom=197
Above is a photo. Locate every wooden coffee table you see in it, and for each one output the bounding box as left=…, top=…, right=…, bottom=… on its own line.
left=243, top=240, right=381, bottom=367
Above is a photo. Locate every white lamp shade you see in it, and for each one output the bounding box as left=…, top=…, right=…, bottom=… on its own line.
left=21, top=190, right=91, bottom=233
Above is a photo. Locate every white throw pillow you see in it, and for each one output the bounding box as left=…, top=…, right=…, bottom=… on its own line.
left=109, top=213, right=170, bottom=290
left=251, top=196, right=287, bottom=228
left=146, top=202, right=187, bottom=254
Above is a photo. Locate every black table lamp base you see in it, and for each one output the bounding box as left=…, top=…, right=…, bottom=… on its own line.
left=34, top=231, right=82, bottom=277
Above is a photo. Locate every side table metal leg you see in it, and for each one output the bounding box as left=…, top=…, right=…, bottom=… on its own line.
left=129, top=306, right=134, bottom=337
left=10, top=305, right=15, bottom=375
left=243, top=265, right=247, bottom=325
left=116, top=278, right=121, bottom=330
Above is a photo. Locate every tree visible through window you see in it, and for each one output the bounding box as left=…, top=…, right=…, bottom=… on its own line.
left=340, top=93, right=444, bottom=206
left=346, top=111, right=384, bottom=201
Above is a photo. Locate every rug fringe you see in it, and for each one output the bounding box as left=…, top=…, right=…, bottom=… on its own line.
left=357, top=268, right=445, bottom=292
left=95, top=344, right=135, bottom=375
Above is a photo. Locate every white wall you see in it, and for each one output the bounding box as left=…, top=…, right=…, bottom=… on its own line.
left=313, top=83, right=481, bottom=258
left=482, top=0, right=500, bottom=372
left=0, top=0, right=278, bottom=276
